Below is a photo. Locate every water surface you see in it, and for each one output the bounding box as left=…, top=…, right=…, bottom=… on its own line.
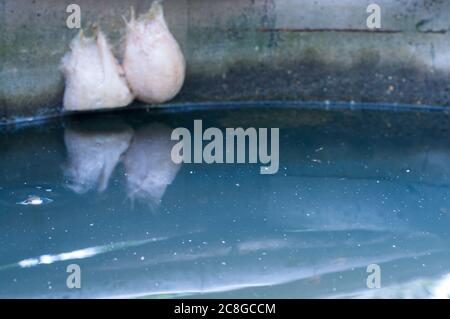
left=1, top=103, right=450, bottom=298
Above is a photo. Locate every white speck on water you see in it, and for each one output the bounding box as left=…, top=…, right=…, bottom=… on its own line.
left=140, top=256, right=145, bottom=261
left=235, top=183, right=240, bottom=187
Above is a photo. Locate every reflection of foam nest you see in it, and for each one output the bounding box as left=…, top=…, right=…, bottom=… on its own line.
left=64, top=126, right=133, bottom=193
left=124, top=124, right=180, bottom=205
left=63, top=122, right=180, bottom=206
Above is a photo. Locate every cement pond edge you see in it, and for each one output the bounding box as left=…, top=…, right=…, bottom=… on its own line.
left=1, top=100, right=449, bottom=129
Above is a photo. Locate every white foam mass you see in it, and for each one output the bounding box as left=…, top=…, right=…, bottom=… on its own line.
left=61, top=28, right=134, bottom=111
left=123, top=2, right=185, bottom=103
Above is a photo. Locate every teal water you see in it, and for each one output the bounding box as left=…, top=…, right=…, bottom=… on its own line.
left=1, top=103, right=450, bottom=298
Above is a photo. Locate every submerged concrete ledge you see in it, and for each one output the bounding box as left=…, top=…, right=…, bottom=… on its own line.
left=1, top=0, right=450, bottom=123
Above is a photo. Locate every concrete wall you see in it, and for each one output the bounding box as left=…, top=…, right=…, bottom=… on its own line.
left=1, top=0, right=450, bottom=123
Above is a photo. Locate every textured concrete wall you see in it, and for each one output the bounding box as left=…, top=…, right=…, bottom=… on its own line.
left=1, top=0, right=450, bottom=123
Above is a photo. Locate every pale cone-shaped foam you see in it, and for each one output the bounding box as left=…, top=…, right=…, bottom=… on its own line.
left=62, top=28, right=134, bottom=111
left=123, top=2, right=186, bottom=104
